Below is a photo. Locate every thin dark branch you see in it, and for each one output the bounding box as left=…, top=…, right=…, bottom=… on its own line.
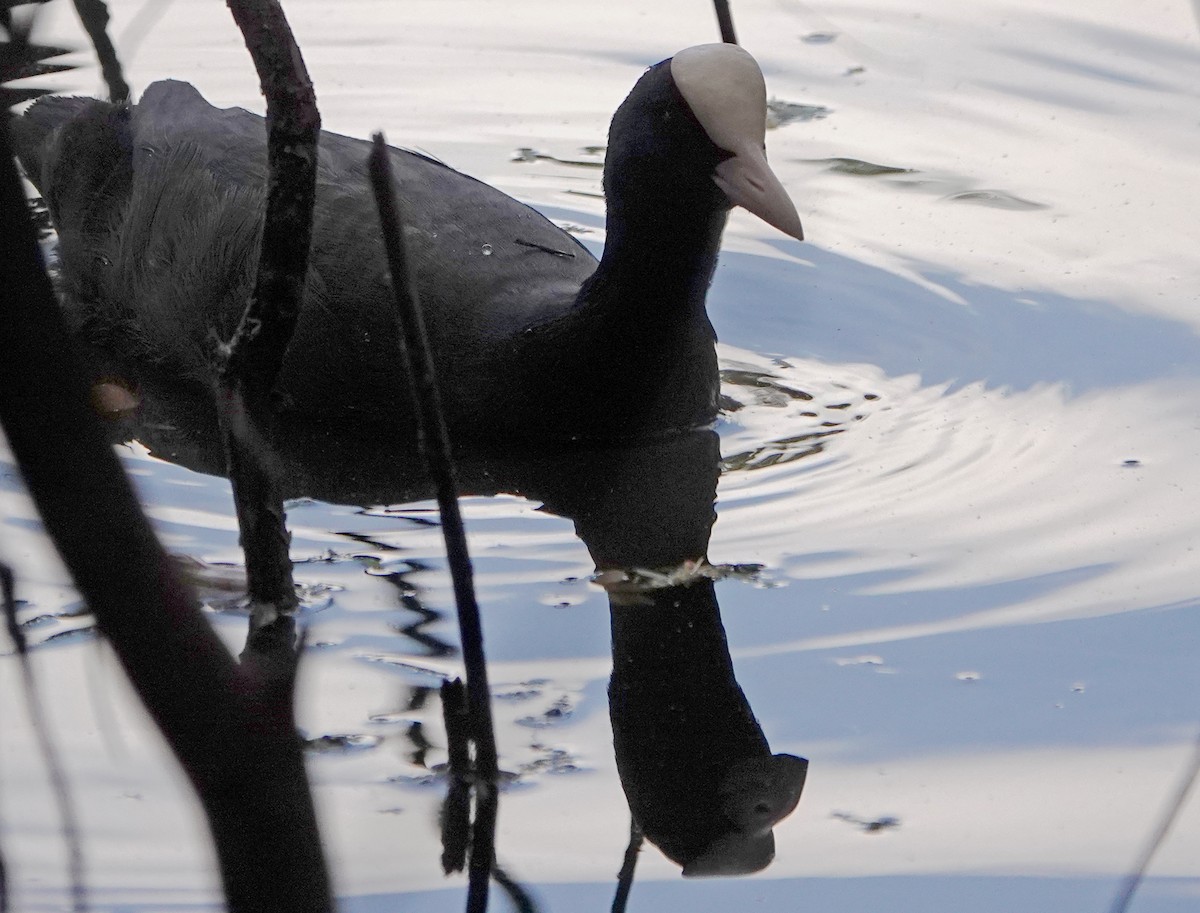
left=1, top=112, right=224, bottom=895
left=611, top=817, right=644, bottom=913
left=466, top=781, right=497, bottom=913
left=69, top=0, right=129, bottom=102
left=223, top=0, right=320, bottom=390
left=713, top=0, right=738, bottom=44
left=205, top=4, right=332, bottom=907
left=1, top=52, right=331, bottom=913
left=0, top=110, right=240, bottom=739
left=369, top=132, right=503, bottom=909
left=492, top=864, right=539, bottom=913
left=440, top=678, right=472, bottom=875
left=0, top=818, right=5, bottom=913
left=368, top=133, right=500, bottom=778
left=216, top=384, right=299, bottom=639
left=1109, top=730, right=1200, bottom=913
left=219, top=0, right=320, bottom=632
left=2, top=565, right=87, bottom=912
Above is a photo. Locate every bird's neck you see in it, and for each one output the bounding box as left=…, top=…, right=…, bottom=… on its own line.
left=526, top=197, right=727, bottom=439
left=580, top=202, right=729, bottom=315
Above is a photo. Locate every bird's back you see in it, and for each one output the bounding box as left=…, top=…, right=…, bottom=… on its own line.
left=16, top=80, right=598, bottom=437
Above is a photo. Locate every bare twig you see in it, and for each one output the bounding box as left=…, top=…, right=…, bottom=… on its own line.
left=466, top=782, right=499, bottom=913
left=1, top=565, right=86, bottom=912
left=713, top=0, right=737, bottom=44
left=368, top=132, right=503, bottom=909
left=1, top=148, right=326, bottom=913
left=440, top=678, right=472, bottom=874
left=69, top=0, right=129, bottom=102
left=1, top=30, right=331, bottom=913
left=612, top=817, right=643, bottom=913
left=492, top=864, right=538, bottom=913
left=217, top=387, right=299, bottom=651
left=367, top=133, right=499, bottom=778
left=219, top=0, right=320, bottom=639
left=1109, top=731, right=1200, bottom=913
left=223, top=0, right=320, bottom=389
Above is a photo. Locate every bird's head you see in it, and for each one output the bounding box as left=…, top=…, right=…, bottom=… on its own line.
left=604, top=43, right=804, bottom=242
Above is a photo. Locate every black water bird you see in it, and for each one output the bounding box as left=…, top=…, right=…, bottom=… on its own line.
left=12, top=43, right=803, bottom=444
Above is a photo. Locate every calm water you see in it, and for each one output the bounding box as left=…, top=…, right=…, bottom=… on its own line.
left=3, top=0, right=1200, bottom=910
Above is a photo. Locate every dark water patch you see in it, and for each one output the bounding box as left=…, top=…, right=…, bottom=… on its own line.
left=357, top=653, right=450, bottom=687
left=520, top=743, right=584, bottom=776
left=516, top=694, right=575, bottom=728
left=942, top=189, right=1047, bottom=210
left=389, top=765, right=522, bottom=789
left=511, top=147, right=604, bottom=168
left=29, top=626, right=97, bottom=649
left=494, top=682, right=547, bottom=702
left=720, top=367, right=813, bottom=403
left=803, top=160, right=1049, bottom=213
left=810, top=157, right=915, bottom=177
left=551, top=220, right=594, bottom=235
left=767, top=98, right=832, bottom=127
left=721, top=427, right=844, bottom=472
left=304, top=732, right=383, bottom=754
left=527, top=204, right=605, bottom=237
left=832, top=810, right=902, bottom=833
left=5, top=599, right=95, bottom=650
left=19, top=612, right=59, bottom=629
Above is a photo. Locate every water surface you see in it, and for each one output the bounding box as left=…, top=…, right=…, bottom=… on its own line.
left=3, top=0, right=1199, bottom=910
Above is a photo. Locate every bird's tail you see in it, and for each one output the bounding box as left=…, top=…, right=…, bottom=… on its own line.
left=11, top=95, right=132, bottom=234
left=10, top=95, right=94, bottom=187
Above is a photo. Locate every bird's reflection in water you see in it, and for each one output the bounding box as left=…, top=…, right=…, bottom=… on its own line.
left=117, top=400, right=808, bottom=879
left=540, top=430, right=808, bottom=877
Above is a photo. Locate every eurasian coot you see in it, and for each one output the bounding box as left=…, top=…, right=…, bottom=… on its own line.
left=13, top=43, right=803, bottom=444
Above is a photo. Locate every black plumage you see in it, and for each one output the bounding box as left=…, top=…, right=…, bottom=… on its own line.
left=12, top=44, right=801, bottom=446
